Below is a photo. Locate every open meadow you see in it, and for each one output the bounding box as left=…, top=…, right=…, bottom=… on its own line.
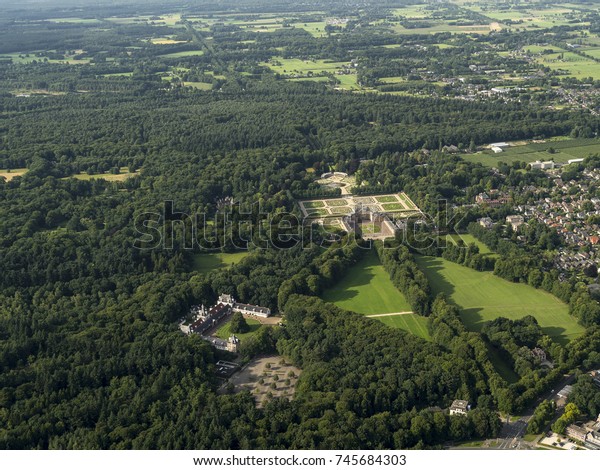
left=191, top=251, right=251, bottom=274
left=415, top=256, right=584, bottom=345
left=321, top=250, right=412, bottom=315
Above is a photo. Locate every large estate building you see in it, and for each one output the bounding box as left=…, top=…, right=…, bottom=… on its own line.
left=178, top=294, right=270, bottom=353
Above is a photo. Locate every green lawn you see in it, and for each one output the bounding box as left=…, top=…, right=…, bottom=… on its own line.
left=415, top=256, right=584, bottom=345
left=325, top=199, right=349, bottom=207
left=215, top=317, right=262, bottom=342
left=375, top=195, right=400, bottom=203
left=321, top=250, right=412, bottom=314
left=377, top=314, right=431, bottom=341
left=463, top=138, right=600, bottom=167
left=446, top=234, right=493, bottom=255
left=303, top=201, right=326, bottom=208
left=381, top=203, right=405, bottom=211
left=191, top=251, right=251, bottom=274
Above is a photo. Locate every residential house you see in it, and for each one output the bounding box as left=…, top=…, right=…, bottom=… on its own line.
left=449, top=400, right=470, bottom=416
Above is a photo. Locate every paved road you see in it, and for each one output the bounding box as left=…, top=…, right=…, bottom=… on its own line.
left=496, top=374, right=575, bottom=450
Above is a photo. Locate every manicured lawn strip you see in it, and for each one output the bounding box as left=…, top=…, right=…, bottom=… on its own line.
left=376, top=314, right=432, bottom=341
left=381, top=203, right=405, bottom=211
left=321, top=250, right=412, bottom=315
left=375, top=195, right=399, bottom=203
left=303, top=201, right=325, bottom=208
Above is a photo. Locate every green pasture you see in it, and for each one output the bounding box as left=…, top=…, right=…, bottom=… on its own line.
left=415, top=256, right=584, bottom=345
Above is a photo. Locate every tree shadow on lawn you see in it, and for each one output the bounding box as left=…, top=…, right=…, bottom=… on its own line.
left=322, top=267, right=377, bottom=304
left=415, top=256, right=456, bottom=299
left=461, top=307, right=570, bottom=346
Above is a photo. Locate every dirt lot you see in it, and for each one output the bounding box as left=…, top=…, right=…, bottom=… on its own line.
left=226, top=355, right=301, bottom=407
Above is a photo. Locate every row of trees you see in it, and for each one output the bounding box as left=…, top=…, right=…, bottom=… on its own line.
left=375, top=242, right=431, bottom=315
left=441, top=239, right=495, bottom=272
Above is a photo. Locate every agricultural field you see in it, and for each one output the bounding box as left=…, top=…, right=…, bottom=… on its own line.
left=532, top=50, right=600, bottom=80
left=463, top=138, right=600, bottom=167
left=262, top=57, right=353, bottom=77
left=461, top=4, right=582, bottom=30
left=393, top=23, right=493, bottom=35
left=321, top=250, right=412, bottom=315
left=150, top=37, right=188, bottom=45
left=191, top=251, right=251, bottom=274
left=415, top=256, right=585, bottom=345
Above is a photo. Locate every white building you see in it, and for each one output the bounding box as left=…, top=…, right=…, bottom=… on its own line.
left=491, top=146, right=503, bottom=154
left=219, top=293, right=271, bottom=318
left=449, top=400, right=470, bottom=416
left=568, top=158, right=585, bottom=165
left=530, top=160, right=555, bottom=170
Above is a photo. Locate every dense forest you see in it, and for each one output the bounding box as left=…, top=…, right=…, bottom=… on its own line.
left=2, top=0, right=600, bottom=450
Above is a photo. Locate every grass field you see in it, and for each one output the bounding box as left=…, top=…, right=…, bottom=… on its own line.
left=377, top=314, right=431, bottom=341
left=184, top=82, right=213, bottom=90
left=151, top=38, right=188, bottom=45
left=321, top=250, right=412, bottom=315
left=70, top=168, right=137, bottom=181
left=463, top=138, right=600, bottom=167
left=0, top=168, right=28, bottom=181
left=191, top=251, right=251, bottom=274
left=264, top=57, right=349, bottom=74
left=335, top=74, right=360, bottom=91
left=415, top=256, right=584, bottom=345
left=446, top=234, right=493, bottom=255
left=159, top=50, right=204, bottom=58
left=532, top=50, right=600, bottom=80
left=215, top=317, right=262, bottom=342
